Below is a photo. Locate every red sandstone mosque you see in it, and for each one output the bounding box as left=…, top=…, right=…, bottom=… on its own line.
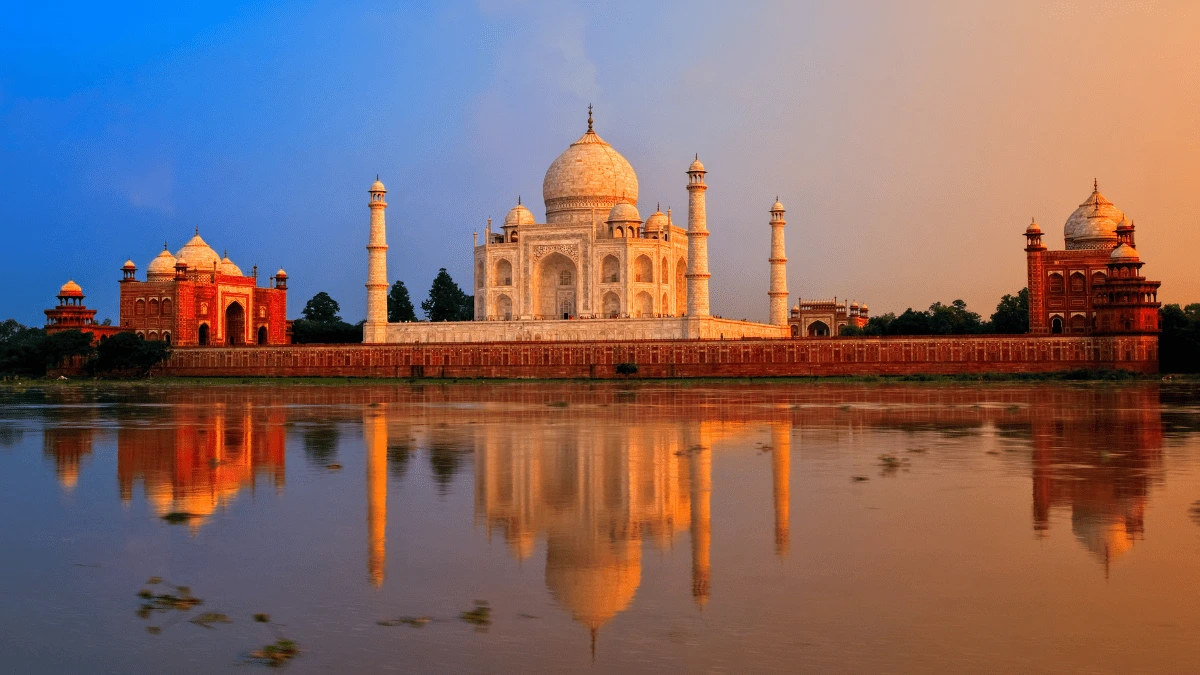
left=46, top=230, right=290, bottom=346
left=1025, top=181, right=1160, bottom=335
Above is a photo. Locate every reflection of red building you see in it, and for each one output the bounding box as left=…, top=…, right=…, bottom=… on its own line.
left=1029, top=387, right=1163, bottom=572
left=1025, top=182, right=1161, bottom=335
left=117, top=404, right=286, bottom=532
left=118, top=231, right=288, bottom=346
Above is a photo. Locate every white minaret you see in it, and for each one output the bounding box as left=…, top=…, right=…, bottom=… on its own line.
left=685, top=155, right=710, bottom=317
left=364, top=176, right=389, bottom=343
left=768, top=198, right=788, bottom=326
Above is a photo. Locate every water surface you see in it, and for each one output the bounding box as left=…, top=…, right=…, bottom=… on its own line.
left=2, top=381, right=1199, bottom=674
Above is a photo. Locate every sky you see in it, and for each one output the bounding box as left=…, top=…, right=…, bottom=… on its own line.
left=2, top=0, right=1198, bottom=325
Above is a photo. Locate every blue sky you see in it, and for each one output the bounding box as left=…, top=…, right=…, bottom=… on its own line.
left=3, top=1, right=1198, bottom=325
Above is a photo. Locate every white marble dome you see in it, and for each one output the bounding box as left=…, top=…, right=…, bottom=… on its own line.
left=147, top=246, right=177, bottom=280
left=606, top=200, right=641, bottom=224
left=220, top=253, right=243, bottom=277
left=543, top=117, right=638, bottom=221
left=504, top=201, right=536, bottom=227
left=1064, top=184, right=1124, bottom=250
left=175, top=232, right=221, bottom=271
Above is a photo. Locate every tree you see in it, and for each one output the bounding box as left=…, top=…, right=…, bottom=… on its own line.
left=888, top=308, right=931, bottom=335
left=388, top=280, right=417, bottom=322
left=86, top=332, right=169, bottom=377
left=292, top=292, right=362, bottom=344
left=927, top=299, right=984, bottom=334
left=0, top=323, right=93, bottom=376
left=421, top=269, right=473, bottom=322
left=1160, top=303, right=1200, bottom=373
left=302, top=292, right=342, bottom=324
left=990, top=288, right=1029, bottom=334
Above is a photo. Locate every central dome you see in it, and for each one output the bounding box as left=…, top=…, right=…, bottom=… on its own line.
left=1064, top=183, right=1124, bottom=250
left=542, top=113, right=638, bottom=223
left=175, top=231, right=221, bottom=271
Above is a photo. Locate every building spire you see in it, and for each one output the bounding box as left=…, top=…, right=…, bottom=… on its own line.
left=1094, top=177, right=1099, bottom=192
left=517, top=195, right=521, bottom=205
left=195, top=226, right=199, bottom=236
left=587, top=104, right=593, bottom=132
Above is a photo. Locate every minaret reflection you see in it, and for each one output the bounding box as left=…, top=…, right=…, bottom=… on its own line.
left=364, top=406, right=388, bottom=588
left=43, top=426, right=96, bottom=492
left=771, top=421, right=791, bottom=559
left=688, top=429, right=711, bottom=609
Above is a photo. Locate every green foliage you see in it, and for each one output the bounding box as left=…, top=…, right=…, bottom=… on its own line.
left=292, top=292, right=362, bottom=344
left=0, top=321, right=94, bottom=376
left=301, top=291, right=342, bottom=324
left=387, top=280, right=417, bottom=322
left=421, top=269, right=473, bottom=322
left=86, top=332, right=169, bottom=376
left=990, top=288, right=1030, bottom=334
left=1160, top=303, right=1200, bottom=373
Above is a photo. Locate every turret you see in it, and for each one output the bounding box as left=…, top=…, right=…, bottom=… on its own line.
left=685, top=155, right=710, bottom=317
left=1025, top=218, right=1048, bottom=335
left=365, top=176, right=389, bottom=342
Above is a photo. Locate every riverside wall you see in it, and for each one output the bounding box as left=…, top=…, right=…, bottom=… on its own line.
left=160, top=334, right=1158, bottom=378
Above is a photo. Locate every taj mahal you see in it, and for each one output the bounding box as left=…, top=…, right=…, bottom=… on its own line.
left=362, top=108, right=793, bottom=344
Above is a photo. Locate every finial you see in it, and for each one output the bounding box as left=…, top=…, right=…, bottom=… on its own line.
left=163, top=241, right=168, bottom=251
left=1094, top=177, right=1098, bottom=191
left=195, top=226, right=199, bottom=236
left=517, top=195, right=521, bottom=205
left=657, top=201, right=660, bottom=211
left=587, top=104, right=593, bottom=132
left=376, top=174, right=379, bottom=181
left=223, top=248, right=228, bottom=258
left=695, top=153, right=699, bottom=161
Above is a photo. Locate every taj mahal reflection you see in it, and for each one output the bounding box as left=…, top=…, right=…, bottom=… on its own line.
left=31, top=383, right=1170, bottom=643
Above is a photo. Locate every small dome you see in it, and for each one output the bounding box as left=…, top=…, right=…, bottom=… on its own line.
left=122, top=259, right=137, bottom=270
left=146, top=247, right=177, bottom=280
left=504, top=202, right=536, bottom=228
left=771, top=199, right=785, bottom=212
left=370, top=177, right=386, bottom=192
left=1064, top=183, right=1124, bottom=250
left=644, top=207, right=667, bottom=232
left=688, top=155, right=705, bottom=173
left=220, top=254, right=243, bottom=277
left=175, top=255, right=189, bottom=269
left=275, top=268, right=287, bottom=278
left=606, top=200, right=641, bottom=223
left=175, top=232, right=221, bottom=271
left=1026, top=218, right=1041, bottom=234
left=1110, top=243, right=1139, bottom=261
left=851, top=301, right=860, bottom=309
left=58, top=279, right=83, bottom=297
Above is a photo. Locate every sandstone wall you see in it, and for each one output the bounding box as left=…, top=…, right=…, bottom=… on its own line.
left=162, top=334, right=1158, bottom=379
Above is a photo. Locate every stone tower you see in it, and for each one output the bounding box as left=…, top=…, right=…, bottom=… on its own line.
left=1024, top=218, right=1047, bottom=334
left=685, top=155, right=710, bottom=317
left=768, top=198, right=788, bottom=325
left=365, top=177, right=389, bottom=343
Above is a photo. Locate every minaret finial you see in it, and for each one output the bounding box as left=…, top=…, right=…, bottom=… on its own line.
left=376, top=174, right=379, bottom=181
left=195, top=226, right=199, bottom=236
left=695, top=153, right=699, bottom=161
left=1094, top=177, right=1098, bottom=191
left=517, top=195, right=521, bottom=205
left=163, top=241, right=168, bottom=251
left=587, top=104, right=593, bottom=132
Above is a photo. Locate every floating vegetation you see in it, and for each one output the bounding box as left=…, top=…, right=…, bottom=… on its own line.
left=377, top=616, right=432, bottom=627
left=136, top=579, right=204, bottom=633
left=460, top=601, right=492, bottom=629
left=852, top=475, right=870, bottom=482
left=248, top=639, right=299, bottom=668
left=254, top=614, right=271, bottom=623
left=985, top=450, right=1001, bottom=455
left=1189, top=501, right=1200, bottom=526
left=161, top=512, right=200, bottom=525
left=326, top=463, right=342, bottom=471
left=547, top=401, right=569, bottom=408
left=189, top=612, right=232, bottom=628
left=877, top=454, right=911, bottom=474
left=906, top=447, right=928, bottom=454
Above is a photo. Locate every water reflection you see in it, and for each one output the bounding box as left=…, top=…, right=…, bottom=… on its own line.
left=15, top=381, right=1189, bottom=663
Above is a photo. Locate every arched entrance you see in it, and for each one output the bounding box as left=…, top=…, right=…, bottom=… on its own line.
left=602, top=292, right=620, bottom=318
left=634, top=291, right=653, bottom=318
left=807, top=320, right=830, bottom=337
left=257, top=326, right=268, bottom=345
left=225, top=302, right=246, bottom=345
left=496, top=294, right=513, bottom=320
left=535, top=253, right=577, bottom=319
left=1051, top=316, right=1063, bottom=334
left=198, top=324, right=209, bottom=346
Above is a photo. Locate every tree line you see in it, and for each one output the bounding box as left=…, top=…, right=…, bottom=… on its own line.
left=0, top=320, right=169, bottom=377
left=291, top=268, right=472, bottom=344
left=841, top=290, right=1030, bottom=336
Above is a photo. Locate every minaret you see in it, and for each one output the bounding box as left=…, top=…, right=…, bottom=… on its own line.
left=771, top=422, right=790, bottom=558
left=365, top=407, right=388, bottom=587
left=365, top=176, right=389, bottom=343
left=685, top=155, right=710, bottom=317
left=1024, top=218, right=1046, bottom=334
left=768, top=198, right=788, bottom=326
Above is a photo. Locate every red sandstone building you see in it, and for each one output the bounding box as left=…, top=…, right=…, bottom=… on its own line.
left=44, top=280, right=123, bottom=341
left=1025, top=182, right=1160, bottom=335
left=117, top=231, right=289, bottom=346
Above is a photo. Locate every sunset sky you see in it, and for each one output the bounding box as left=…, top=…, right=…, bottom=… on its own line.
left=2, top=0, right=1197, bottom=325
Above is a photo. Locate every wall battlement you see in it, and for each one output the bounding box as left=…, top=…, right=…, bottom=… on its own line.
left=162, top=334, right=1158, bottom=379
